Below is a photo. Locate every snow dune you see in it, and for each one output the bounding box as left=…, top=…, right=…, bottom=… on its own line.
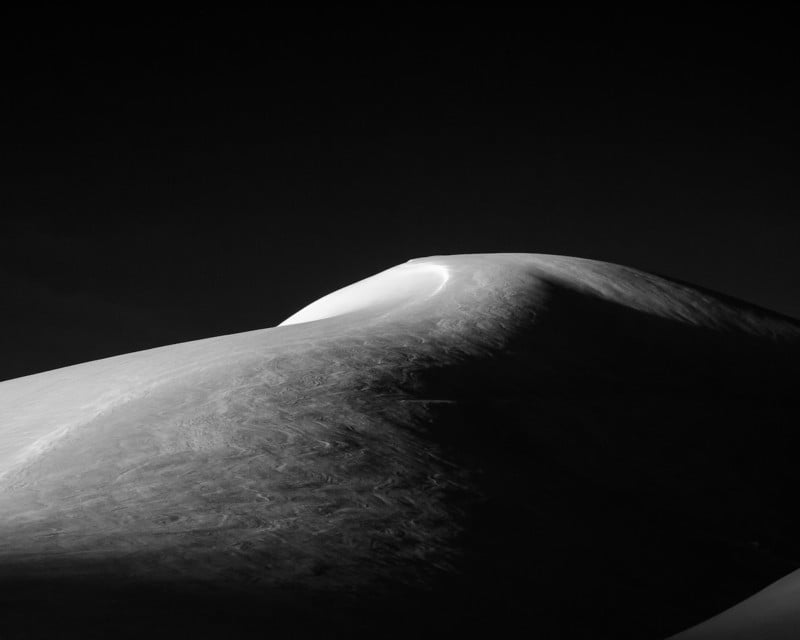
left=0, top=253, right=797, bottom=639
left=3, top=253, right=793, bottom=479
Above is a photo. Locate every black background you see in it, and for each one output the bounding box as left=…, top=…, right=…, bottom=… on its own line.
left=1, top=5, right=797, bottom=380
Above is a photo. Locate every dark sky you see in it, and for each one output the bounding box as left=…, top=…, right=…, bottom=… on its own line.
left=1, top=6, right=798, bottom=380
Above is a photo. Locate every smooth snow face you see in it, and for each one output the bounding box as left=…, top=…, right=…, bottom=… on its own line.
left=0, top=329, right=278, bottom=477
left=279, top=261, right=450, bottom=326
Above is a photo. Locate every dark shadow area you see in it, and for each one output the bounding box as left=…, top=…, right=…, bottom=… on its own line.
left=403, top=286, right=800, bottom=638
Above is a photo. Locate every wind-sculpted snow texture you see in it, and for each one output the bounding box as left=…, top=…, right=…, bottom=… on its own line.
left=0, top=254, right=798, bottom=639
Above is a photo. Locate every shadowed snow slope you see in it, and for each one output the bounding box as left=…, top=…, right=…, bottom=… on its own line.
left=0, top=253, right=798, bottom=639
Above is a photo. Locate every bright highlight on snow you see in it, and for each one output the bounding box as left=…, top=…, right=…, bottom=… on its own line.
left=279, top=260, right=450, bottom=326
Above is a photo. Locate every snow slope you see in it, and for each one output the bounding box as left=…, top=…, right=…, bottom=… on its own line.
left=0, top=253, right=797, bottom=639
left=2, top=254, right=793, bottom=479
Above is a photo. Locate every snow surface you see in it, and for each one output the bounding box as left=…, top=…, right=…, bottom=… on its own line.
left=280, top=260, right=450, bottom=326
left=1, top=253, right=796, bottom=480
left=0, top=253, right=797, bottom=638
